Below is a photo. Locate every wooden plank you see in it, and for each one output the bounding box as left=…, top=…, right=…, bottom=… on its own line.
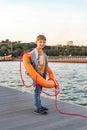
left=0, top=86, right=87, bottom=130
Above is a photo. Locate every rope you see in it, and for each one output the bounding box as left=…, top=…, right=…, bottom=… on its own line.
left=20, top=52, right=87, bottom=119
left=20, top=52, right=34, bottom=88
left=33, top=76, right=87, bottom=119
left=55, top=92, right=87, bottom=118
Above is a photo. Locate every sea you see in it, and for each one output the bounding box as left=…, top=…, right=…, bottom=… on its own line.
left=0, top=61, right=87, bottom=107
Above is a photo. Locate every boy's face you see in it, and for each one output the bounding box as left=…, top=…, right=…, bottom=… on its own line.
left=36, top=40, right=46, bottom=49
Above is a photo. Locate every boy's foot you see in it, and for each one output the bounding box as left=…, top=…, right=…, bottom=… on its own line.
left=34, top=109, right=48, bottom=115
left=41, top=106, right=48, bottom=111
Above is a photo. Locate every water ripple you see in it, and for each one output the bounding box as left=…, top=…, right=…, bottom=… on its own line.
left=0, top=61, right=87, bottom=107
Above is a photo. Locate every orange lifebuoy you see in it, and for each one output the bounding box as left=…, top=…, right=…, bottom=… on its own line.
left=23, top=53, right=56, bottom=89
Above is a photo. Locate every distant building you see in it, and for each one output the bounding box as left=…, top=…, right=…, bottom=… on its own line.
left=67, top=41, right=73, bottom=46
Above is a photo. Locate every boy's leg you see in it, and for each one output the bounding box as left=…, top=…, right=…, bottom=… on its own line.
left=34, top=85, right=48, bottom=115
left=34, top=84, right=42, bottom=110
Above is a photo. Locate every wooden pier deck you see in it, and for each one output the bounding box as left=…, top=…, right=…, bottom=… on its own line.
left=0, top=86, right=87, bottom=130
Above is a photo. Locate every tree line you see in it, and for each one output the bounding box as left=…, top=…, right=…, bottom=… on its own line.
left=0, top=39, right=87, bottom=57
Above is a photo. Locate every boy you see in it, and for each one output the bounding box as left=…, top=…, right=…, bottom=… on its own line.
left=30, top=34, right=48, bottom=115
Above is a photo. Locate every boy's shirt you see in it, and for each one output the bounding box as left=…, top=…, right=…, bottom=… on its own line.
left=30, top=48, right=48, bottom=78
left=36, top=48, right=45, bottom=74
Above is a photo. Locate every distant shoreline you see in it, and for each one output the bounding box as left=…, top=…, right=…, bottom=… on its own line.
left=0, top=56, right=87, bottom=63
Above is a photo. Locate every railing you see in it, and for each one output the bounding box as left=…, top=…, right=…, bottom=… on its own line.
left=0, top=57, right=13, bottom=61
left=48, top=56, right=87, bottom=63
left=48, top=56, right=87, bottom=59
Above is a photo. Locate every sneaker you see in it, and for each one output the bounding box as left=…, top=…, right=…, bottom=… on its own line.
left=34, top=108, right=48, bottom=115
left=41, top=106, right=48, bottom=111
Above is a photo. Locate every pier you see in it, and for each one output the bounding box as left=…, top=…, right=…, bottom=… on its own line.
left=0, top=86, right=87, bottom=130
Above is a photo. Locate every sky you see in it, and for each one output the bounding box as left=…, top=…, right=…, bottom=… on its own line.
left=0, top=0, right=87, bottom=46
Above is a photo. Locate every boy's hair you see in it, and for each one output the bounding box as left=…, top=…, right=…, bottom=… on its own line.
left=36, top=35, right=46, bottom=42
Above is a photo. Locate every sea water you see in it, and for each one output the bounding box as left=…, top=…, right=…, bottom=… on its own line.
left=0, top=61, right=87, bottom=107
